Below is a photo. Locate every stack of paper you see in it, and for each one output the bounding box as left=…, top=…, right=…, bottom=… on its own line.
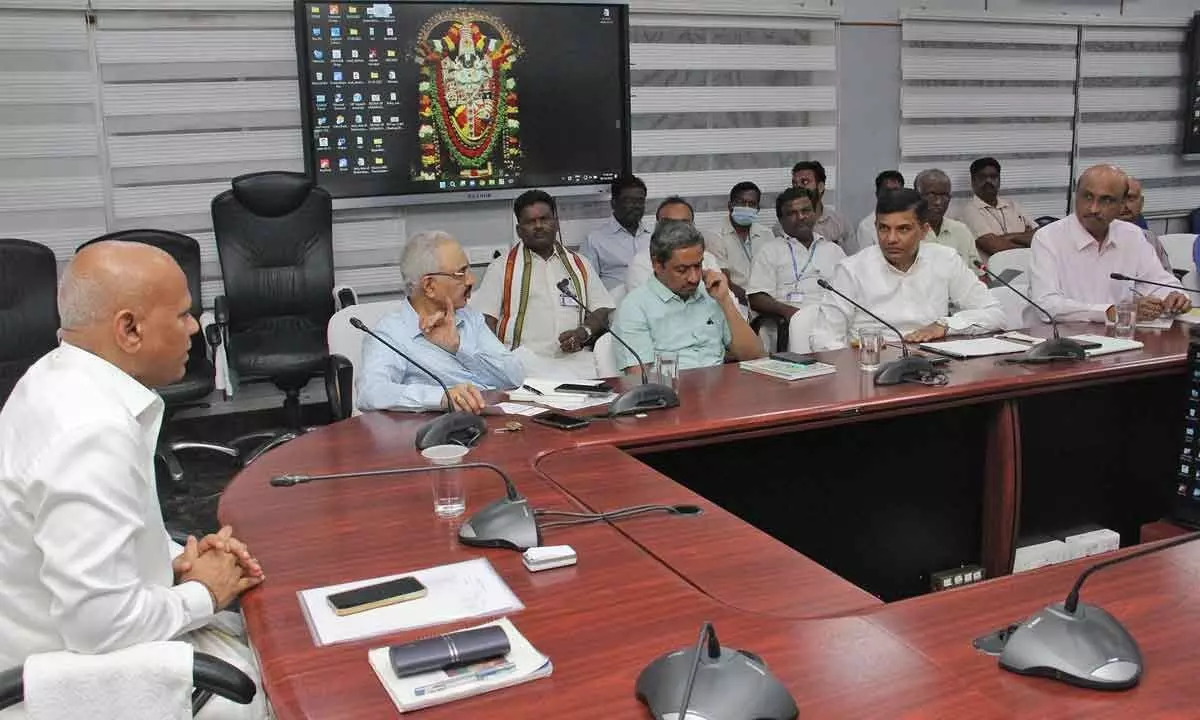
left=918, top=337, right=1031, bottom=358
left=1068, top=334, right=1144, bottom=357
left=505, top=377, right=616, bottom=411
left=368, top=618, right=552, bottom=712
left=738, top=358, right=837, bottom=381
left=297, top=558, right=524, bottom=646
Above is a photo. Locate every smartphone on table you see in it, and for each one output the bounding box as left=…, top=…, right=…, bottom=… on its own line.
left=531, top=411, right=591, bottom=431
left=553, top=383, right=612, bottom=397
left=326, top=576, right=427, bottom=616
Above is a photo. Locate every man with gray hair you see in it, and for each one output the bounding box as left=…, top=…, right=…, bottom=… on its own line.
left=610, top=220, right=764, bottom=373
left=358, top=231, right=524, bottom=413
left=914, top=168, right=981, bottom=272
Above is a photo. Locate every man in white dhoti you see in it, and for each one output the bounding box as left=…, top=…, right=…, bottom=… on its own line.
left=0, top=240, right=270, bottom=719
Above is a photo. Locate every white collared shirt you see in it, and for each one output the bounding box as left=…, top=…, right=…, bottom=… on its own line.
left=702, top=216, right=776, bottom=288
left=1030, top=215, right=1177, bottom=323
left=811, top=243, right=1005, bottom=350
left=746, top=233, right=845, bottom=307
left=580, top=215, right=652, bottom=290
left=0, top=343, right=213, bottom=667
left=470, top=245, right=614, bottom=360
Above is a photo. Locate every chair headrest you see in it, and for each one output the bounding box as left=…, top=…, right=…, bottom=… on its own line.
left=231, top=172, right=315, bottom=218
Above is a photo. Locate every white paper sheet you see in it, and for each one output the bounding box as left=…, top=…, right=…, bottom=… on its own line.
left=918, top=337, right=1032, bottom=358
left=506, top=377, right=615, bottom=410
left=1136, top=317, right=1175, bottom=330
left=298, top=558, right=524, bottom=646
left=495, top=403, right=548, bottom=417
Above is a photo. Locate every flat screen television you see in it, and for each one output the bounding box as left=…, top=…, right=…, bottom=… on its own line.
left=294, top=1, right=632, bottom=205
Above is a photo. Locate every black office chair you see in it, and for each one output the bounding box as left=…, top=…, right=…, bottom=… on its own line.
left=0, top=650, right=255, bottom=715
left=210, top=171, right=334, bottom=448
left=0, top=239, right=60, bottom=406
left=1035, top=216, right=1059, bottom=227
left=80, top=230, right=242, bottom=486
left=750, top=312, right=790, bottom=353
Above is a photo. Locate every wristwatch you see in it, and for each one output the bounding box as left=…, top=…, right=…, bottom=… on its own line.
left=579, top=325, right=594, bottom=342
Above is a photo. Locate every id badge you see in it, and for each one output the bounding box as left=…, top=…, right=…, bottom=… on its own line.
left=786, top=290, right=805, bottom=305
left=559, top=292, right=580, bottom=308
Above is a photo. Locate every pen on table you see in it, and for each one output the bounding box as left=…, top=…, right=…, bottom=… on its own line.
left=520, top=384, right=545, bottom=396
left=413, top=661, right=518, bottom=696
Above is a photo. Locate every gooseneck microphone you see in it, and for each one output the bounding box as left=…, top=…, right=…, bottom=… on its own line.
left=974, top=261, right=1086, bottom=362
left=349, top=316, right=486, bottom=450
left=271, top=462, right=539, bottom=550
left=1109, top=272, right=1200, bottom=294
left=815, top=278, right=935, bottom=386
left=993, top=530, right=1200, bottom=690
left=554, top=278, right=679, bottom=416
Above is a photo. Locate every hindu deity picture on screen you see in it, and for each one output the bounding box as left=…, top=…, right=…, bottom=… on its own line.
left=412, top=9, right=523, bottom=184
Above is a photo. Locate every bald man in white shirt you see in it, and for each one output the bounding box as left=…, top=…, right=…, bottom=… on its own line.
left=1031, top=165, right=1190, bottom=323
left=812, top=189, right=1004, bottom=350
left=0, top=241, right=269, bottom=719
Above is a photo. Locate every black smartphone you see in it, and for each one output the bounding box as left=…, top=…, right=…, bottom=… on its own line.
left=770, top=351, right=816, bottom=365
left=553, top=383, right=612, bottom=397
left=531, top=411, right=591, bottom=430
left=1078, top=340, right=1103, bottom=350
left=327, top=576, right=427, bottom=616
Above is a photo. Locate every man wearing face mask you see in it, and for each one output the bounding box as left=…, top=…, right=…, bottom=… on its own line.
left=1031, top=165, right=1189, bottom=323
left=358, top=231, right=525, bottom=414
left=959, top=157, right=1035, bottom=260
left=746, top=187, right=845, bottom=322
left=581, top=175, right=651, bottom=290
left=471, top=189, right=614, bottom=377
left=914, top=168, right=981, bottom=273
left=704, top=181, right=775, bottom=307
left=623, top=196, right=723, bottom=294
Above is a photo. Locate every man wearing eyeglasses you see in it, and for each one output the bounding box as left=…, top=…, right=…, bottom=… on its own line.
left=1030, top=164, right=1190, bottom=323
left=357, top=231, right=525, bottom=414
left=471, top=189, right=615, bottom=377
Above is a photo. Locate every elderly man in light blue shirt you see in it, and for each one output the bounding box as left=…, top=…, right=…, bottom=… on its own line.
left=581, top=175, right=651, bottom=290
left=611, top=220, right=764, bottom=373
left=357, top=231, right=524, bottom=413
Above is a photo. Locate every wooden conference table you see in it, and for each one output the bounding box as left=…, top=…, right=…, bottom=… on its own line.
left=221, top=323, right=1200, bottom=718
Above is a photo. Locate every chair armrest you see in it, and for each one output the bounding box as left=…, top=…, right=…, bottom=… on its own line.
left=333, top=285, right=358, bottom=311
left=0, top=664, right=22, bottom=711
left=194, top=652, right=256, bottom=706
left=325, top=353, right=354, bottom=421
left=750, top=311, right=790, bottom=353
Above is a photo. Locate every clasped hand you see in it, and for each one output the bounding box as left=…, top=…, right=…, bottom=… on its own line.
left=173, top=525, right=265, bottom=611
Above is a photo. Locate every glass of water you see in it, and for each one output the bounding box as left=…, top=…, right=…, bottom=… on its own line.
left=432, top=472, right=466, bottom=518
left=858, top=327, right=883, bottom=371
left=654, top=350, right=679, bottom=390
left=1114, top=296, right=1137, bottom=340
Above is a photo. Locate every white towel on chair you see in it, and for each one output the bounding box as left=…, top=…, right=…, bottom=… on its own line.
left=24, top=641, right=192, bottom=720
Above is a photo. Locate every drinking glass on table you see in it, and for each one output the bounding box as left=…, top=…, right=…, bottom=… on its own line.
left=654, top=350, right=679, bottom=390
left=1113, top=294, right=1136, bottom=340
left=858, top=327, right=883, bottom=371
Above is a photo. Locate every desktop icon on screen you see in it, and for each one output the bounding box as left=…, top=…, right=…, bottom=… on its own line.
left=368, top=48, right=377, bottom=59
left=386, top=27, right=394, bottom=36
left=311, top=5, right=320, bottom=14
left=374, top=157, right=384, bottom=165
left=355, top=135, right=364, bottom=146
left=316, top=116, right=327, bottom=125
left=389, top=92, right=397, bottom=101
left=312, top=49, right=324, bottom=60
left=352, top=92, right=362, bottom=102
left=330, top=26, right=341, bottom=38
left=338, top=157, right=348, bottom=169
left=349, top=27, right=359, bottom=36
left=351, top=49, right=359, bottom=59
left=352, top=71, right=360, bottom=80
left=368, top=27, right=375, bottom=37
left=314, top=71, right=324, bottom=81
left=331, top=49, right=341, bottom=59
left=372, top=137, right=383, bottom=146
left=311, top=27, right=321, bottom=37
left=318, top=137, right=329, bottom=147
left=369, top=71, right=379, bottom=80
left=354, top=114, right=363, bottom=124
left=329, top=3, right=339, bottom=13
left=335, top=114, right=345, bottom=125
left=334, top=92, right=343, bottom=103
left=332, top=71, right=342, bottom=81
left=387, top=70, right=396, bottom=80
left=315, top=94, right=325, bottom=104
left=386, top=49, right=396, bottom=58
left=371, top=115, right=381, bottom=123
left=370, top=93, right=380, bottom=102
left=357, top=157, right=366, bottom=166
left=336, top=137, right=347, bottom=148
left=319, top=158, right=331, bottom=169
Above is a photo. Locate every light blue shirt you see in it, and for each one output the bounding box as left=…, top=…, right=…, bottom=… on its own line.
left=356, top=299, right=525, bottom=412
left=611, top=275, right=731, bottom=371
left=581, top=215, right=652, bottom=290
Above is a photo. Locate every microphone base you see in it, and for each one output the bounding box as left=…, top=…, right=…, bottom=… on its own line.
left=998, top=602, right=1142, bottom=691
left=608, top=383, right=681, bottom=417
left=1021, top=337, right=1089, bottom=363
left=414, top=412, right=487, bottom=450
left=873, top=356, right=936, bottom=386
left=458, top=496, right=541, bottom=551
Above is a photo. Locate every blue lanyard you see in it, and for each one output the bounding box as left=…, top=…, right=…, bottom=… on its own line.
left=786, top=238, right=817, bottom=284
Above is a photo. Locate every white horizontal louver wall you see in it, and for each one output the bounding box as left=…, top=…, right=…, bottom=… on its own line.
left=94, top=9, right=407, bottom=302
left=558, top=7, right=837, bottom=245
left=0, top=9, right=106, bottom=262
left=1076, top=25, right=1199, bottom=216
left=900, top=20, right=1078, bottom=219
